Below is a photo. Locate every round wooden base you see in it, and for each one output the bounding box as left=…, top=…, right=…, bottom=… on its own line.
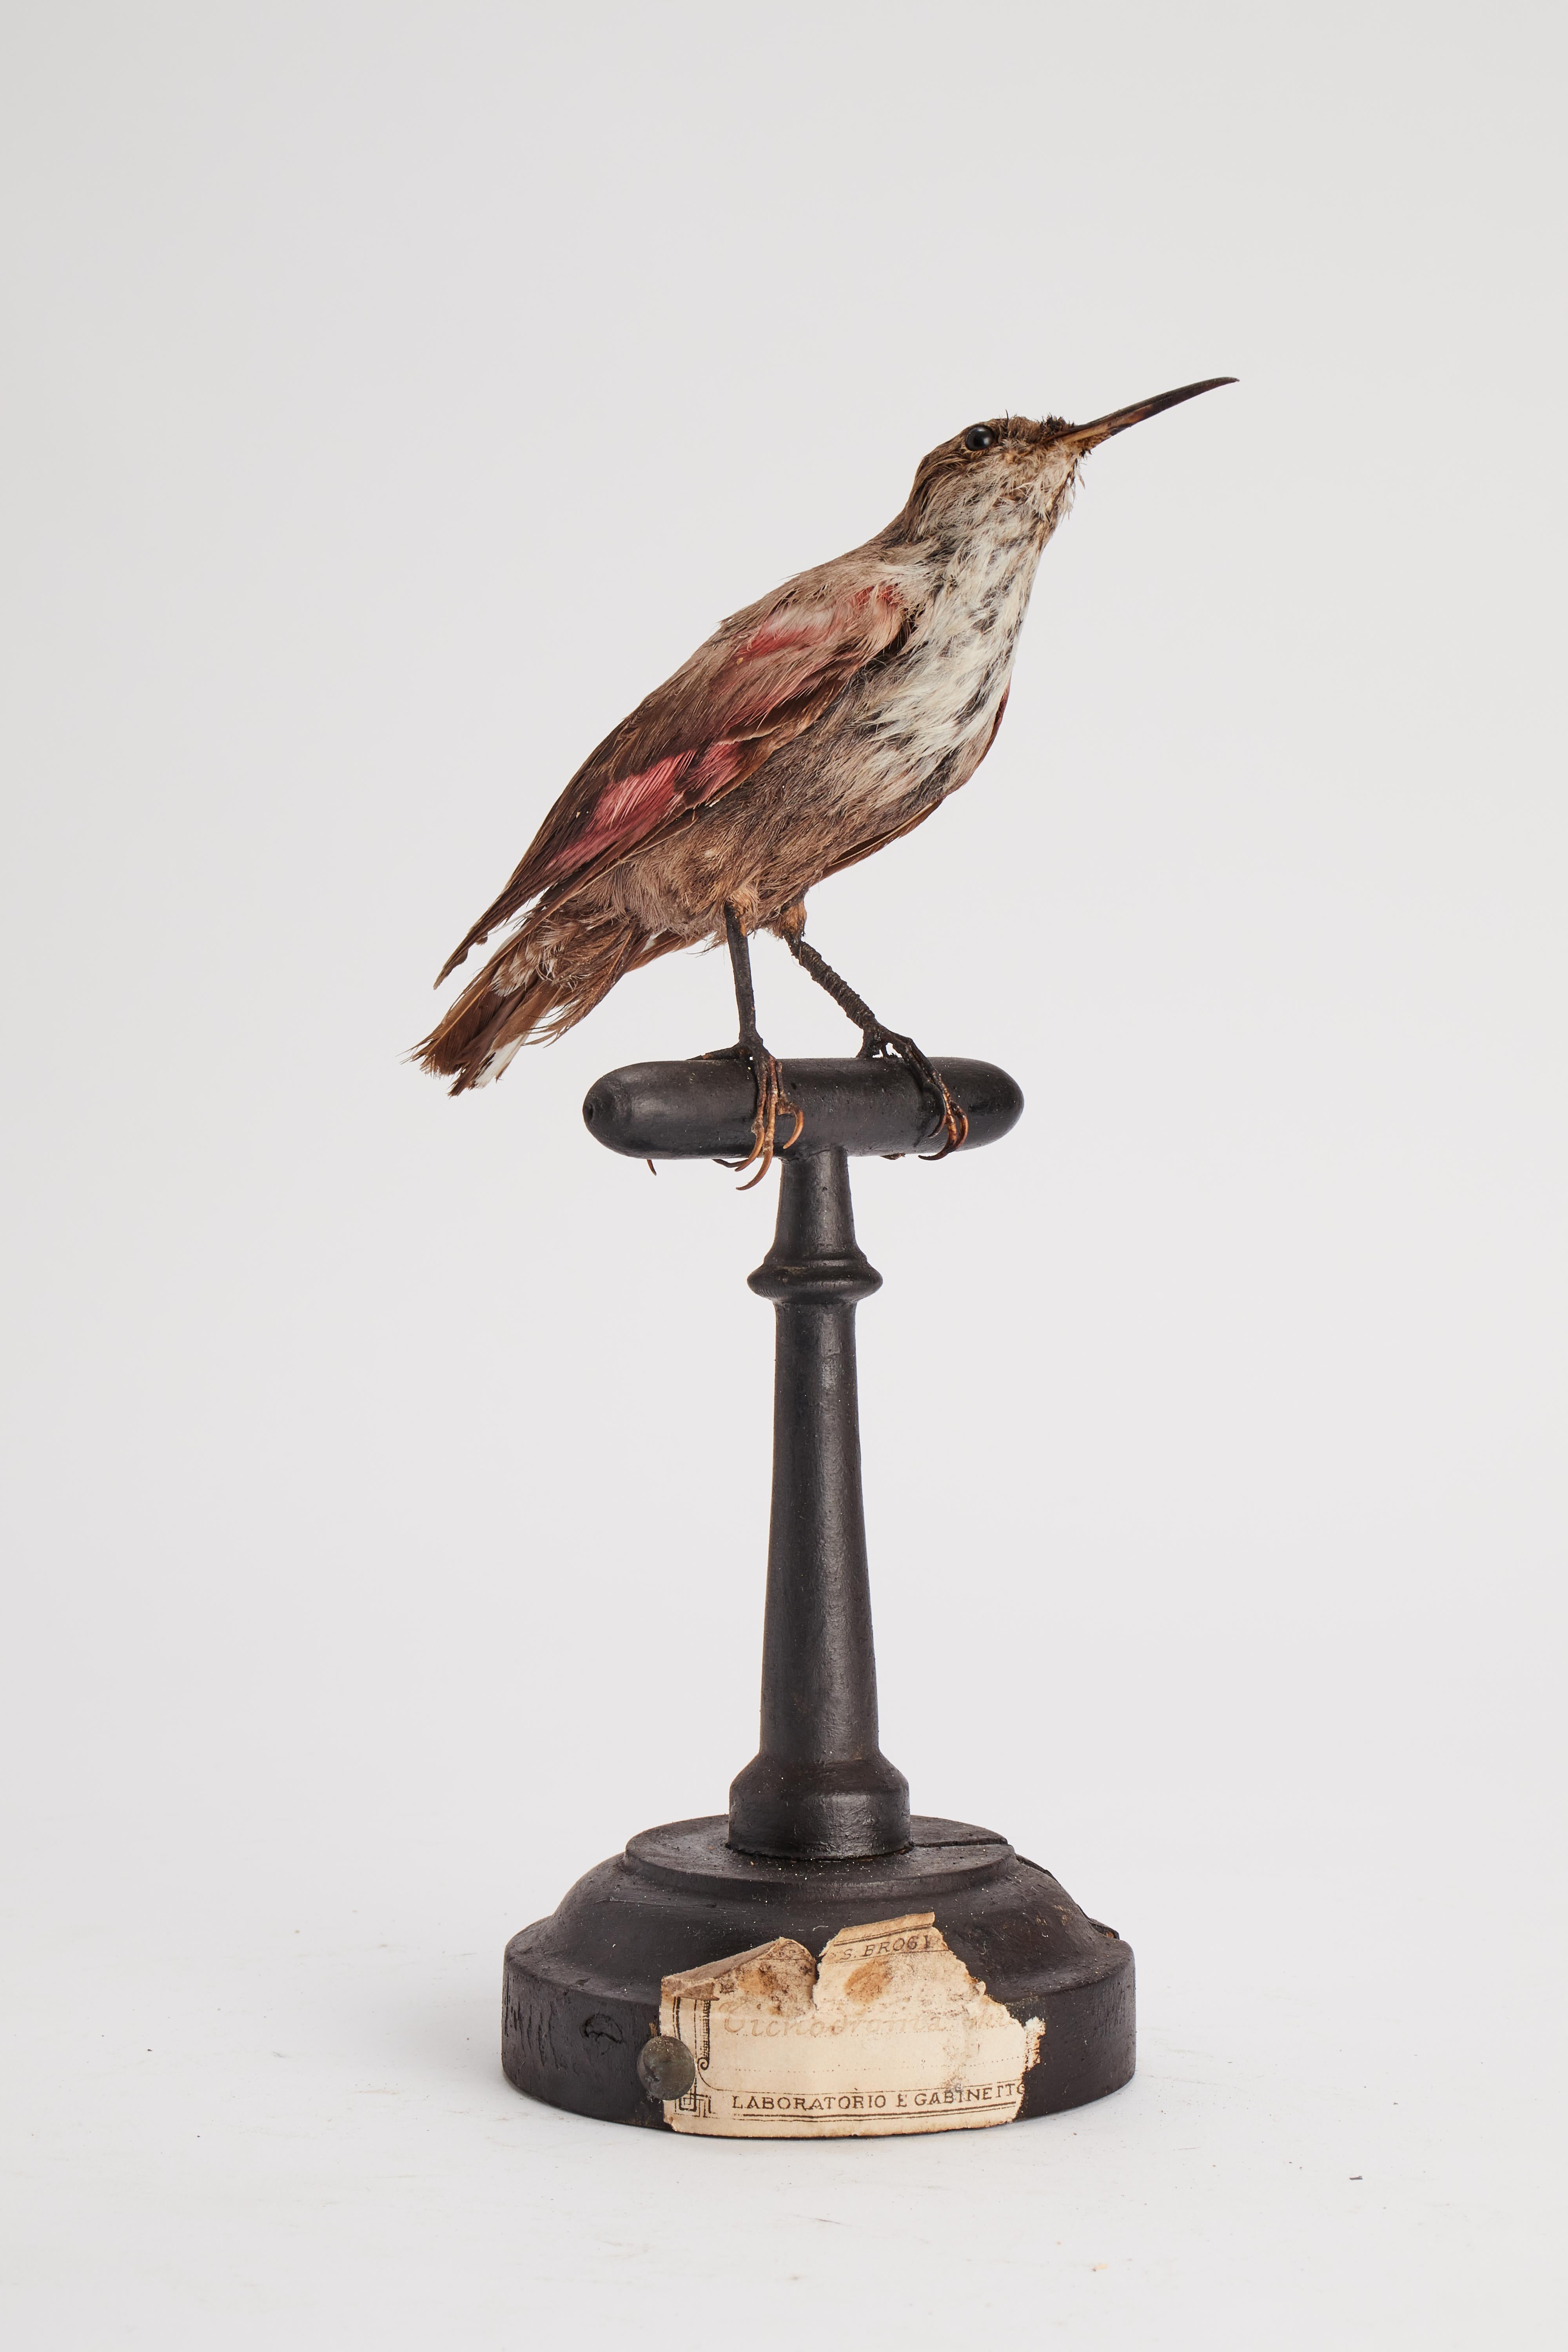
left=503, top=1814, right=1134, bottom=2134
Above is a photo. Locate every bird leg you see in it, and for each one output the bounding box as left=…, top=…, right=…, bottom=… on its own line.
left=704, top=904, right=802, bottom=1188
left=784, top=925, right=968, bottom=1158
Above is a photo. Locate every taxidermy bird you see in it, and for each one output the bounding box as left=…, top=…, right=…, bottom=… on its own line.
left=419, top=378, right=1234, bottom=1178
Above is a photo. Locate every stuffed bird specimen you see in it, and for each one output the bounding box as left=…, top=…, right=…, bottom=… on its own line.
left=419, top=378, right=1234, bottom=1176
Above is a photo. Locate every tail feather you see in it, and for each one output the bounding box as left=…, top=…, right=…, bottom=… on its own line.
left=416, top=902, right=673, bottom=1093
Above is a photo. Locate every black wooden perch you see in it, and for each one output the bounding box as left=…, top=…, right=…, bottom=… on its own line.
left=501, top=1054, right=1134, bottom=2131
left=582, top=1054, right=1024, bottom=1162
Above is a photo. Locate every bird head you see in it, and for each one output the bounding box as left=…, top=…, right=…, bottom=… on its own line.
left=901, top=378, right=1236, bottom=542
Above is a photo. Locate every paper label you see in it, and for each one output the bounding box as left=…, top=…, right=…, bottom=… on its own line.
left=658, top=1911, right=1043, bottom=2138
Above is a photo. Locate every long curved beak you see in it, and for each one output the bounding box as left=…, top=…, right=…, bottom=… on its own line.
left=1055, top=376, right=1237, bottom=454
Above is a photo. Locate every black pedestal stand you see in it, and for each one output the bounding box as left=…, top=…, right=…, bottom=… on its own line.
left=503, top=1057, right=1134, bottom=2131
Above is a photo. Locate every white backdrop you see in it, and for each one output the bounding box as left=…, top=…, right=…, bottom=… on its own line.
left=3, top=3, right=1563, bottom=2343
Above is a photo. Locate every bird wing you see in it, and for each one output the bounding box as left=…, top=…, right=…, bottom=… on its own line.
left=437, top=566, right=911, bottom=982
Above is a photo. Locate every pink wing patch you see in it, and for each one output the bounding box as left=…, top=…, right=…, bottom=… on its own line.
left=734, top=583, right=902, bottom=686
left=536, top=584, right=904, bottom=887
left=540, top=739, right=749, bottom=880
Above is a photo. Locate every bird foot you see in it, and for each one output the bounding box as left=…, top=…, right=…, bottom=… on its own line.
left=704, top=1038, right=803, bottom=1187
left=858, top=1028, right=969, bottom=1158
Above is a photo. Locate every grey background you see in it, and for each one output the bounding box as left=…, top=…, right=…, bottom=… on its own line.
left=3, top=1, right=1562, bottom=2342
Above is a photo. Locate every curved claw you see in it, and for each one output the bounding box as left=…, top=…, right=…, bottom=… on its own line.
left=860, top=1027, right=967, bottom=1161
left=718, top=1047, right=802, bottom=1188
left=920, top=1092, right=969, bottom=1161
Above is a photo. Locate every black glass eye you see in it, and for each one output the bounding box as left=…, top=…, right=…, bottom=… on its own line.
left=963, top=425, right=995, bottom=451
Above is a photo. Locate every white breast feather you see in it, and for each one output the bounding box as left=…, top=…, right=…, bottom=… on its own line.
left=856, top=527, right=1047, bottom=815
